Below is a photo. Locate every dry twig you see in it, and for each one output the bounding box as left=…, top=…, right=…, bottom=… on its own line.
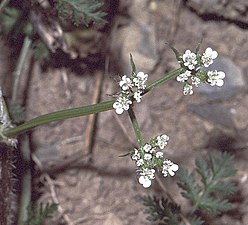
left=32, top=154, right=74, bottom=225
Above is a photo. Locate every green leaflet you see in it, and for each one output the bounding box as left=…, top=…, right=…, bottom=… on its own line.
left=22, top=203, right=58, bottom=225
left=56, top=0, right=107, bottom=26
left=141, top=195, right=181, bottom=224
left=177, top=152, right=237, bottom=214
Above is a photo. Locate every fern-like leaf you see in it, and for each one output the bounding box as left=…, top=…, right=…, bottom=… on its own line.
left=189, top=215, right=204, bottom=225
left=177, top=152, right=237, bottom=215
left=22, top=203, right=58, bottom=225
left=177, top=168, right=201, bottom=203
left=141, top=195, right=181, bottom=225
left=198, top=196, right=231, bottom=214
left=56, top=0, right=107, bottom=26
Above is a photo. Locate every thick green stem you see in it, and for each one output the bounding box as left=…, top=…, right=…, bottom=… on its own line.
left=3, top=100, right=114, bottom=137
left=128, top=107, right=144, bottom=147
left=11, top=36, right=32, bottom=225
left=17, top=135, right=31, bottom=225
left=12, top=36, right=32, bottom=103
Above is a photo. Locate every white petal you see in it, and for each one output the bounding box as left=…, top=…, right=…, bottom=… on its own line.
left=143, top=179, right=152, bottom=188
left=113, top=102, right=120, bottom=109
left=116, top=107, right=124, bottom=114
left=168, top=164, right=179, bottom=176
left=205, top=47, right=212, bottom=54
left=216, top=80, right=224, bottom=87
left=218, top=71, right=225, bottom=79
left=138, top=176, right=145, bottom=184
left=171, top=164, right=179, bottom=171
left=212, top=51, right=218, bottom=59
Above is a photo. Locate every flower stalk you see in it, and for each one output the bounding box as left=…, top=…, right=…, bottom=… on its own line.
left=2, top=68, right=183, bottom=138
left=128, top=107, right=144, bottom=147
left=3, top=100, right=114, bottom=137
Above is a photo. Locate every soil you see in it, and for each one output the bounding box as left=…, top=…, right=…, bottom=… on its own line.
left=0, top=0, right=248, bottom=225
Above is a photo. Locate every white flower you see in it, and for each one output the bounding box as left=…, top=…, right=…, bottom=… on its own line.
left=113, top=95, right=132, bottom=114
left=168, top=164, right=179, bottom=176
left=162, top=160, right=179, bottom=177
left=136, top=159, right=144, bottom=166
left=176, top=70, right=191, bottom=82
left=134, top=91, right=142, bottom=103
left=182, top=50, right=198, bottom=70
left=202, top=47, right=218, bottom=67
left=183, top=83, right=193, bottom=95
left=156, top=134, right=169, bottom=149
left=133, top=72, right=148, bottom=90
left=143, top=144, right=152, bottom=152
left=139, top=176, right=152, bottom=188
left=150, top=148, right=156, bottom=153
left=207, top=70, right=225, bottom=87
left=119, top=75, right=133, bottom=90
left=140, top=168, right=155, bottom=180
left=144, top=153, right=152, bottom=161
left=191, top=76, right=201, bottom=87
left=155, top=151, right=163, bottom=158
left=131, top=148, right=140, bottom=161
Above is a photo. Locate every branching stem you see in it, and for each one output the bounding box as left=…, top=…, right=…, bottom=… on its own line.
left=3, top=68, right=183, bottom=138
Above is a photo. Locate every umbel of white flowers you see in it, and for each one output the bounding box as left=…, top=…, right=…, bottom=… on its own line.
left=113, top=71, right=148, bottom=114
left=177, top=47, right=225, bottom=95
left=131, top=134, right=179, bottom=188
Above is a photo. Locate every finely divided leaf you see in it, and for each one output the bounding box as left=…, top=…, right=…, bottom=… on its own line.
left=23, top=203, right=58, bottom=225
left=177, top=168, right=201, bottom=203
left=189, top=215, right=204, bottom=225
left=178, top=152, right=237, bottom=215
left=141, top=196, right=181, bottom=224
left=56, top=0, right=107, bottom=26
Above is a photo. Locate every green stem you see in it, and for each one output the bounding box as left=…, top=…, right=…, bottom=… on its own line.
left=12, top=36, right=32, bottom=103
left=17, top=135, right=31, bottom=225
left=3, top=68, right=183, bottom=138
left=128, top=107, right=144, bottom=147
left=145, top=68, right=184, bottom=92
left=3, top=100, right=114, bottom=137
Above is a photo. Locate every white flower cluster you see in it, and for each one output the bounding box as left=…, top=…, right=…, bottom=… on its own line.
left=177, top=47, right=225, bottom=95
left=113, top=72, right=148, bottom=114
left=131, top=134, right=179, bottom=188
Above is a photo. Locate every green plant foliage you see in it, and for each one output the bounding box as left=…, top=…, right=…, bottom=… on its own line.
left=8, top=102, right=25, bottom=124
left=56, top=0, right=107, bottom=26
left=129, top=53, right=136, bottom=75
left=0, top=7, right=32, bottom=38
left=32, top=40, right=50, bottom=61
left=188, top=216, right=204, bottom=225
left=0, top=7, right=21, bottom=35
left=141, top=195, right=181, bottom=225
left=22, top=203, right=58, bottom=225
left=177, top=152, right=237, bottom=214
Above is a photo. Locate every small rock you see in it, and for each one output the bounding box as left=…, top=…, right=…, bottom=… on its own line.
left=198, top=57, right=245, bottom=100
left=112, top=0, right=157, bottom=74
left=188, top=103, right=235, bottom=129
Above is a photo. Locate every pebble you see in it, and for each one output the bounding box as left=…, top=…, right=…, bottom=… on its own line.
left=188, top=103, right=235, bottom=129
